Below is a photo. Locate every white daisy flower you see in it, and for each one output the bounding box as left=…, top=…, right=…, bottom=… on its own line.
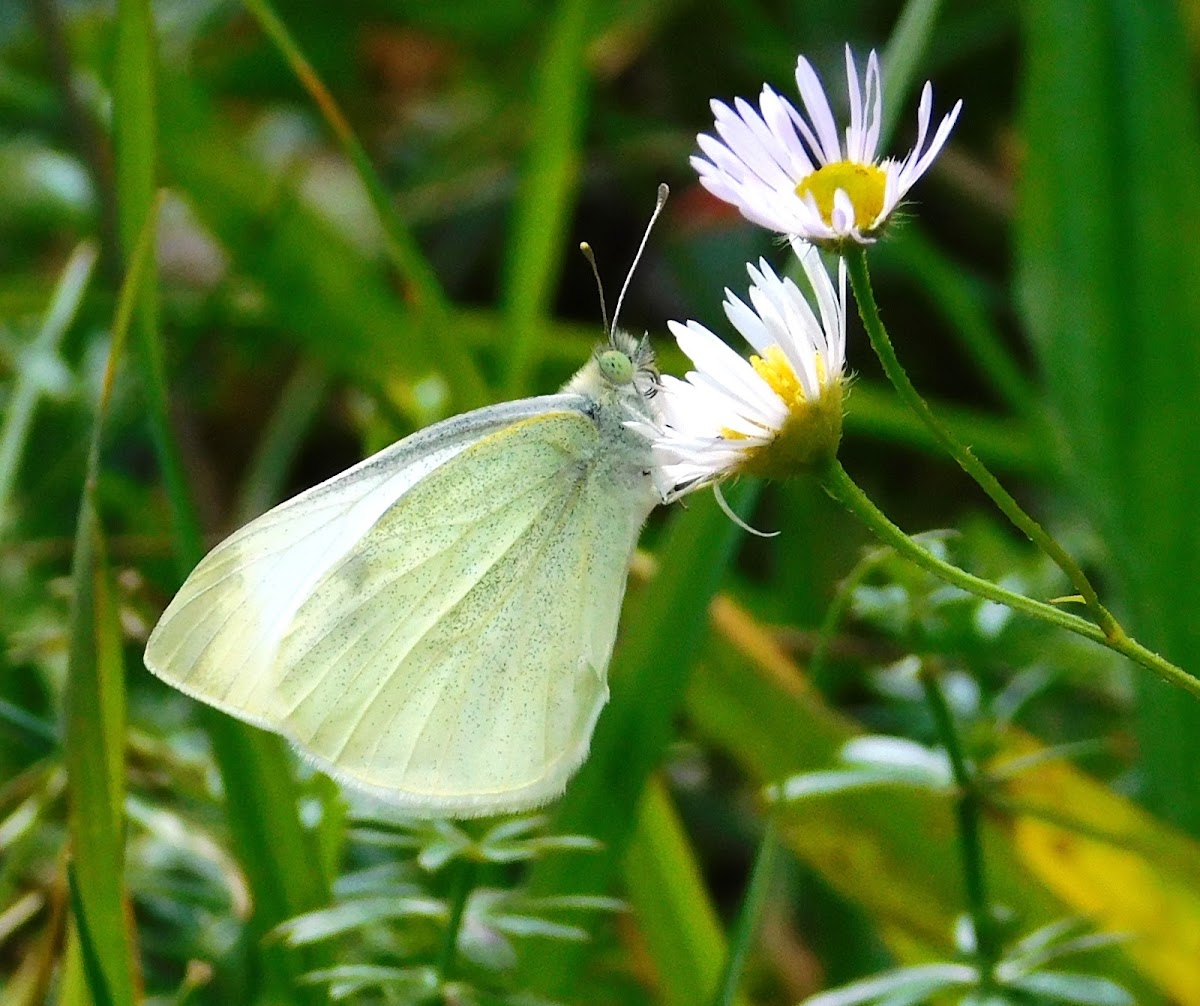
left=693, top=45, right=962, bottom=245
left=637, top=245, right=847, bottom=501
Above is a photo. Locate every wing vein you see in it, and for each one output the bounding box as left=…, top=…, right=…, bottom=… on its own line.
left=398, top=476, right=587, bottom=782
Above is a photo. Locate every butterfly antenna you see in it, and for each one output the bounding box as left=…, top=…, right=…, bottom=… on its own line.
left=611, top=183, right=669, bottom=340
left=578, top=241, right=609, bottom=336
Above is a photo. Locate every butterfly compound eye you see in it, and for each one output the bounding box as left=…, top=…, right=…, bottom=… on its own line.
left=597, top=349, right=635, bottom=385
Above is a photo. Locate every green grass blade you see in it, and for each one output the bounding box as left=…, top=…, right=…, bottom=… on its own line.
left=61, top=189, right=160, bottom=1006
left=521, top=481, right=757, bottom=997
left=65, top=517, right=134, bottom=1006
left=114, top=0, right=204, bottom=575
left=112, top=5, right=333, bottom=995
left=0, top=241, right=97, bottom=533
left=500, top=0, right=594, bottom=396
left=624, top=777, right=743, bottom=1006
left=240, top=0, right=488, bottom=409
left=1016, top=0, right=1200, bottom=832
left=66, top=864, right=117, bottom=1006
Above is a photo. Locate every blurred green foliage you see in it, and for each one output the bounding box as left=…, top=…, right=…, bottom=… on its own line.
left=2, top=0, right=1200, bottom=1003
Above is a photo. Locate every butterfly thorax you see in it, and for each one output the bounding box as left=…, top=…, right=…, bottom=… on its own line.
left=564, top=329, right=658, bottom=417
left=559, top=330, right=660, bottom=506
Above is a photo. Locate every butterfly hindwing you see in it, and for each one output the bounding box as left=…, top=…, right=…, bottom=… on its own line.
left=271, top=409, right=651, bottom=813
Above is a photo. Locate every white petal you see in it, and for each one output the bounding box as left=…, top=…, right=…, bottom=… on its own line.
left=794, top=55, right=843, bottom=163
left=844, top=46, right=866, bottom=162
left=903, top=99, right=962, bottom=188
left=760, top=86, right=817, bottom=175
left=862, top=50, right=883, bottom=162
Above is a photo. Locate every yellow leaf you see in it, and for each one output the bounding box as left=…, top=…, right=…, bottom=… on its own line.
left=1004, top=749, right=1200, bottom=1003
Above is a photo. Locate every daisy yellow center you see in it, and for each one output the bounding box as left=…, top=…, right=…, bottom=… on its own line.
left=796, top=161, right=887, bottom=229
left=751, top=344, right=806, bottom=409
left=722, top=344, right=844, bottom=477
left=718, top=346, right=804, bottom=440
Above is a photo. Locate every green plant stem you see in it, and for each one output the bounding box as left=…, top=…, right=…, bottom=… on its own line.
left=0, top=242, right=97, bottom=529
left=818, top=458, right=1200, bottom=700
left=437, top=859, right=475, bottom=983
left=918, top=667, right=996, bottom=988
left=711, top=814, right=777, bottom=1006
left=844, top=246, right=1119, bottom=641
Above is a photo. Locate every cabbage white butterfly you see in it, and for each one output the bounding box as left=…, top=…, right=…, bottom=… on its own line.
left=144, top=189, right=669, bottom=817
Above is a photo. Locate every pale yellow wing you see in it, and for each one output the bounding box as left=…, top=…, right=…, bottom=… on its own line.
left=270, top=410, right=654, bottom=815
left=144, top=395, right=588, bottom=729
left=146, top=401, right=657, bottom=815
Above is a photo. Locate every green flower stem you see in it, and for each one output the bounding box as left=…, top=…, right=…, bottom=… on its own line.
left=437, top=858, right=475, bottom=983
left=918, top=666, right=996, bottom=988
left=818, top=458, right=1200, bottom=700
left=844, top=246, right=1119, bottom=641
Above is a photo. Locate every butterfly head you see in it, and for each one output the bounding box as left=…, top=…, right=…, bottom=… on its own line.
left=599, top=328, right=658, bottom=396
left=574, top=185, right=668, bottom=404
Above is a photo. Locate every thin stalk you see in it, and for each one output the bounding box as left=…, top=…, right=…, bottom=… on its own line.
left=0, top=242, right=97, bottom=529
left=437, top=859, right=475, bottom=983
left=984, top=796, right=1153, bottom=859
left=844, top=246, right=1120, bottom=641
left=810, top=550, right=877, bottom=681
left=918, top=667, right=996, bottom=988
left=710, top=814, right=778, bottom=1006
left=818, top=458, right=1200, bottom=700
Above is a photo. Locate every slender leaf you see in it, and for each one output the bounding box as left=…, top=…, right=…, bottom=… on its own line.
left=711, top=814, right=777, bottom=1006
left=501, top=0, right=594, bottom=395
left=0, top=241, right=96, bottom=531
left=275, top=897, right=445, bottom=947
left=771, top=768, right=943, bottom=803
left=623, top=776, right=739, bottom=1006
left=841, top=736, right=953, bottom=783
left=1004, top=971, right=1133, bottom=1006
left=66, top=865, right=117, bottom=1006
left=798, top=963, right=977, bottom=1006
left=114, top=0, right=204, bottom=572
left=61, top=193, right=160, bottom=1006
left=1016, top=0, right=1200, bottom=831
left=520, top=481, right=757, bottom=997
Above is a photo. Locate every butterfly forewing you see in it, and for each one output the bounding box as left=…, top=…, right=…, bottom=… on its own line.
left=144, top=396, right=589, bottom=728
left=146, top=397, right=657, bottom=815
